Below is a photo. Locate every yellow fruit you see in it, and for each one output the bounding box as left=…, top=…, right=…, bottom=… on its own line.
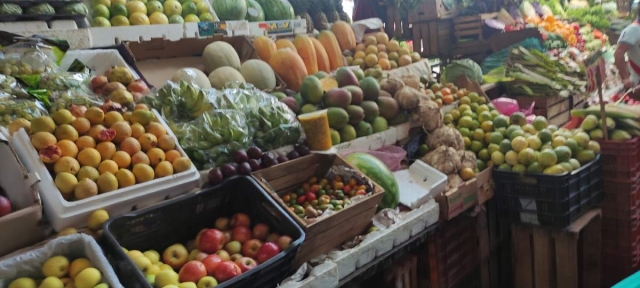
left=31, top=132, right=57, bottom=150
left=353, top=51, right=366, bottom=59
left=139, top=133, right=158, bottom=152
left=57, top=140, right=79, bottom=158
left=57, top=227, right=78, bottom=237
left=144, top=250, right=161, bottom=264
left=111, top=121, right=132, bottom=144
left=149, top=11, right=169, bottom=24
left=157, top=134, right=176, bottom=151
left=364, top=54, right=378, bottom=67
left=74, top=267, right=101, bottom=288
left=123, top=111, right=132, bottom=122
left=145, top=122, right=166, bottom=138
left=96, top=141, right=117, bottom=161
left=364, top=45, right=378, bottom=55
left=165, top=150, right=181, bottom=163
left=31, top=116, right=56, bottom=134
left=112, top=151, right=132, bottom=168
left=76, top=135, right=97, bottom=150
left=97, top=172, right=118, bottom=193
left=398, top=47, right=410, bottom=56
left=131, top=109, right=154, bottom=126
left=126, top=0, right=147, bottom=14
left=78, top=148, right=102, bottom=168
left=40, top=276, right=63, bottom=288
left=87, top=209, right=109, bottom=231
left=172, top=157, right=192, bottom=173
left=120, top=137, right=142, bottom=156
left=77, top=166, right=100, bottom=182
left=54, top=156, right=81, bottom=175
left=74, top=178, right=98, bottom=200
left=87, top=125, right=106, bottom=142
left=98, top=160, right=119, bottom=175
left=104, top=111, right=124, bottom=127
left=155, top=161, right=174, bottom=178
left=116, top=168, right=136, bottom=188
left=132, top=151, right=151, bottom=166
left=42, top=255, right=70, bottom=278
left=129, top=12, right=150, bottom=25
left=69, top=258, right=93, bottom=279
left=147, top=148, right=166, bottom=166
left=386, top=40, right=399, bottom=52
left=377, top=51, right=388, bottom=59
left=8, top=278, right=37, bottom=288
left=364, top=35, right=377, bottom=46
left=84, top=107, right=105, bottom=125
left=130, top=123, right=145, bottom=139
left=8, top=118, right=31, bottom=135
left=55, top=124, right=79, bottom=142
left=132, top=164, right=155, bottom=183
left=378, top=58, right=391, bottom=70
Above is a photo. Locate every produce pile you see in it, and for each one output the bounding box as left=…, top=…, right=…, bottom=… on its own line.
left=344, top=32, right=422, bottom=71
left=123, top=213, right=295, bottom=286
left=89, top=0, right=216, bottom=26
left=0, top=2, right=88, bottom=21
left=572, top=104, right=640, bottom=141
left=7, top=254, right=110, bottom=288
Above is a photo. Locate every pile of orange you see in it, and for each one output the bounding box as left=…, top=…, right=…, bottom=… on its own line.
left=422, top=82, right=469, bottom=107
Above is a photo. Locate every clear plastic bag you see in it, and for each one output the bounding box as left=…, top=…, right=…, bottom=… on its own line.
left=37, top=71, right=91, bottom=91
left=49, top=90, right=103, bottom=113
left=0, top=49, right=57, bottom=77
left=0, top=98, right=47, bottom=127
left=0, top=74, right=29, bottom=99
left=144, top=80, right=214, bottom=122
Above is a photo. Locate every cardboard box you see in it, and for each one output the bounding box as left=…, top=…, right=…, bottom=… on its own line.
left=0, top=132, right=44, bottom=257
left=435, top=178, right=478, bottom=220
left=476, top=166, right=494, bottom=205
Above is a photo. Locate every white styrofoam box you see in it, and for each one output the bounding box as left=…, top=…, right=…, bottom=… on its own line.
left=88, top=24, right=187, bottom=47
left=0, top=132, right=39, bottom=210
left=11, top=110, right=200, bottom=231
left=395, top=122, right=410, bottom=141
left=0, top=21, right=92, bottom=49
left=279, top=260, right=338, bottom=288
left=36, top=29, right=92, bottom=49
left=335, top=126, right=398, bottom=156
left=247, top=19, right=307, bottom=36
left=59, top=49, right=139, bottom=77
left=329, top=247, right=359, bottom=280
left=394, top=160, right=447, bottom=209
left=409, top=199, right=439, bottom=236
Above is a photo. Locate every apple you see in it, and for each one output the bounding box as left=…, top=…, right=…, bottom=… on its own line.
left=194, top=252, right=209, bottom=262
left=235, top=257, right=257, bottom=272
left=146, top=274, right=156, bottom=286
left=230, top=253, right=243, bottom=262
left=225, top=240, right=242, bottom=255
left=242, top=239, right=263, bottom=259
left=230, top=213, right=250, bottom=227
left=223, top=231, right=232, bottom=244
left=178, top=261, right=207, bottom=283
left=194, top=229, right=207, bottom=248
left=266, top=232, right=280, bottom=243
left=231, top=226, right=251, bottom=243
left=155, top=270, right=179, bottom=287
left=198, top=229, right=226, bottom=254
left=197, top=276, right=218, bottom=288
left=215, top=217, right=230, bottom=231
left=201, top=254, right=222, bottom=276
left=146, top=264, right=161, bottom=276
left=127, top=250, right=144, bottom=259
left=256, top=242, right=280, bottom=264
left=131, top=256, right=152, bottom=273
left=189, top=249, right=202, bottom=261
left=276, top=235, right=293, bottom=251
left=0, top=195, right=11, bottom=217
left=252, top=223, right=270, bottom=240
left=163, top=244, right=189, bottom=270
left=159, top=264, right=174, bottom=271
left=178, top=282, right=197, bottom=288
left=212, top=261, right=241, bottom=283
left=215, top=250, right=231, bottom=262
left=43, top=255, right=70, bottom=278
left=143, top=250, right=161, bottom=264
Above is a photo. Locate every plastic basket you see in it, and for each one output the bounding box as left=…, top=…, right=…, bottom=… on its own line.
left=603, top=174, right=640, bottom=209
left=598, top=137, right=640, bottom=181
left=493, top=155, right=603, bottom=229
left=102, top=176, right=305, bottom=288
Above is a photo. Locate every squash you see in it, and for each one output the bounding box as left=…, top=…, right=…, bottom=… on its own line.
left=310, top=37, right=330, bottom=73
left=208, top=66, right=246, bottom=89
left=275, top=39, right=296, bottom=50
left=331, top=21, right=356, bottom=51
left=293, top=34, right=318, bottom=75
left=254, top=36, right=277, bottom=62
left=202, top=41, right=241, bottom=73
left=317, top=31, right=344, bottom=71
left=239, top=59, right=277, bottom=90
left=269, top=48, right=308, bottom=91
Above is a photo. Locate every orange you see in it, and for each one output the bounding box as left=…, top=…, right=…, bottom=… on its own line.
left=165, top=150, right=181, bottom=163
left=98, top=160, right=119, bottom=175
left=77, top=148, right=101, bottom=168
left=112, top=151, right=132, bottom=168
left=147, top=148, right=165, bottom=167
left=440, top=87, right=451, bottom=96
left=442, top=95, right=454, bottom=105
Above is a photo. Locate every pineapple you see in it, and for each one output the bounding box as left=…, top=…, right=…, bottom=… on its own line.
left=309, top=0, right=328, bottom=31
left=290, top=0, right=313, bottom=33
left=335, top=0, right=351, bottom=23
left=324, top=0, right=340, bottom=23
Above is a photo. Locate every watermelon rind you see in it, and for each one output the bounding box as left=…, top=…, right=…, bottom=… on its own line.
left=213, top=0, right=248, bottom=20
left=257, top=0, right=294, bottom=21
left=344, top=152, right=400, bottom=209
left=245, top=0, right=265, bottom=22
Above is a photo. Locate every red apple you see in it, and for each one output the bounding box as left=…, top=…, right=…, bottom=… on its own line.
left=241, top=239, right=263, bottom=259
left=212, top=261, right=242, bottom=283
left=234, top=257, right=257, bottom=273
left=198, top=229, right=226, bottom=254
left=163, top=243, right=189, bottom=270
left=224, top=241, right=242, bottom=255
left=179, top=260, right=207, bottom=283
left=256, top=242, right=280, bottom=264
left=215, top=250, right=230, bottom=262
left=201, top=254, right=222, bottom=276
left=194, top=229, right=207, bottom=248
left=0, top=196, right=11, bottom=217
left=252, top=223, right=270, bottom=240
left=231, top=226, right=251, bottom=243
left=230, top=213, right=250, bottom=228
left=266, top=232, right=280, bottom=243
left=223, top=231, right=232, bottom=244
left=215, top=217, right=230, bottom=231
left=276, top=235, right=293, bottom=251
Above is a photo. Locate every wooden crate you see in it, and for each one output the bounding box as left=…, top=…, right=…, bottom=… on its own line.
left=411, top=19, right=453, bottom=59
left=513, top=95, right=572, bottom=127
left=383, top=4, right=410, bottom=40
left=407, top=0, right=460, bottom=23
left=453, top=15, right=483, bottom=42
left=512, top=209, right=602, bottom=288
left=385, top=255, right=419, bottom=288
left=251, top=154, right=385, bottom=268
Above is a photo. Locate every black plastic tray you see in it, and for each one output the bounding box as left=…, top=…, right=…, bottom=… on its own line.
left=102, top=176, right=305, bottom=288
left=0, top=14, right=86, bottom=22
left=1, top=0, right=84, bottom=9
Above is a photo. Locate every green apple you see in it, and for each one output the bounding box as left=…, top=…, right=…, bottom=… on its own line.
left=146, top=274, right=155, bottom=286
left=8, top=277, right=36, bottom=288
left=197, top=276, right=218, bottom=288
left=224, top=241, right=241, bottom=255
left=178, top=282, right=197, bottom=288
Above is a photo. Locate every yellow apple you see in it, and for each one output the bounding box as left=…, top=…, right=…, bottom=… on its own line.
left=145, top=264, right=161, bottom=276
left=146, top=274, right=156, bottom=286
left=131, top=256, right=152, bottom=273
left=57, top=227, right=78, bottom=237
left=74, top=267, right=101, bottom=288
left=143, top=250, right=160, bottom=264
left=197, top=276, right=218, bottom=288
left=39, top=276, right=64, bottom=288
left=8, top=277, right=36, bottom=288
left=159, top=264, right=174, bottom=271
left=94, top=283, right=109, bottom=288
left=155, top=270, right=179, bottom=287
left=188, top=249, right=201, bottom=261
left=162, top=244, right=188, bottom=270
left=163, top=286, right=179, bottom=288
left=178, top=282, right=197, bottom=288
left=42, top=256, right=70, bottom=278
left=60, top=278, right=73, bottom=288
left=87, top=209, right=109, bottom=231
left=127, top=250, right=144, bottom=259
left=69, top=258, right=93, bottom=279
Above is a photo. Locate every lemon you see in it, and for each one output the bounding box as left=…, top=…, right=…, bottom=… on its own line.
left=491, top=151, right=505, bottom=165
left=92, top=4, right=110, bottom=18
left=164, top=0, right=182, bottom=16
left=129, top=12, right=150, bottom=25
left=168, top=14, right=184, bottom=23
left=110, top=15, right=130, bottom=26
left=92, top=16, right=111, bottom=26
left=196, top=1, right=209, bottom=14
left=184, top=14, right=199, bottom=22
left=146, top=0, right=163, bottom=13
left=149, top=11, right=169, bottom=24
left=126, top=0, right=147, bottom=15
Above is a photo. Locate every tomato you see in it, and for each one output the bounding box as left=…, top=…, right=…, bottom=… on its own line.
left=305, top=192, right=317, bottom=202
left=297, top=195, right=307, bottom=204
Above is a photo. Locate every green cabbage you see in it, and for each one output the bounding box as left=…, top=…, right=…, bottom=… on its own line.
left=59, top=3, right=89, bottom=15
left=0, top=4, right=22, bottom=15
left=26, top=3, right=55, bottom=15
left=442, top=59, right=483, bottom=84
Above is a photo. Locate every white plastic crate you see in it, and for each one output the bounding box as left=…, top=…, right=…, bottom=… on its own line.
left=11, top=110, right=200, bottom=231
left=394, top=160, right=447, bottom=209
left=279, top=260, right=338, bottom=288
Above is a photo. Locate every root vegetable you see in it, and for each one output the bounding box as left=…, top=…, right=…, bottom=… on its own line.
left=394, top=86, right=421, bottom=110
left=426, top=126, right=464, bottom=151
left=446, top=174, right=464, bottom=191
left=379, top=76, right=405, bottom=95
left=457, top=150, right=477, bottom=170
left=400, top=75, right=420, bottom=89
left=416, top=98, right=443, bottom=131
left=421, top=146, right=461, bottom=175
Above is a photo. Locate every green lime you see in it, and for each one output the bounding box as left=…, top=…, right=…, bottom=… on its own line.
left=92, top=16, right=111, bottom=26
left=199, top=12, right=214, bottom=22
left=146, top=1, right=163, bottom=13
left=470, top=140, right=483, bottom=153
left=196, top=1, right=210, bottom=14
left=168, top=14, right=184, bottom=23
left=478, top=149, right=490, bottom=161
left=184, top=14, right=199, bottom=22
left=164, top=0, right=182, bottom=16
left=418, top=144, right=429, bottom=156
left=92, top=4, right=110, bottom=19
left=181, top=1, right=197, bottom=16
left=110, top=15, right=130, bottom=26
left=110, top=3, right=128, bottom=17
left=92, top=0, right=111, bottom=7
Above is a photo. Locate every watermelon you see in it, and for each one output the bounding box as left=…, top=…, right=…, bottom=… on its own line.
left=245, top=0, right=265, bottom=22
left=213, top=0, right=247, bottom=20
left=344, top=153, right=400, bottom=209
left=257, top=0, right=294, bottom=21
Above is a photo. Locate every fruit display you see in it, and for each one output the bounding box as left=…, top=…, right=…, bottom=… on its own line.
left=572, top=104, right=640, bottom=141
left=0, top=2, right=88, bottom=22
left=345, top=31, right=421, bottom=72
left=20, top=105, right=192, bottom=202
left=344, top=152, right=399, bottom=209
left=0, top=99, right=48, bottom=128
left=124, top=213, right=293, bottom=286
left=89, top=66, right=151, bottom=108
left=7, top=255, right=109, bottom=288
left=89, top=0, right=216, bottom=27
left=256, top=0, right=295, bottom=21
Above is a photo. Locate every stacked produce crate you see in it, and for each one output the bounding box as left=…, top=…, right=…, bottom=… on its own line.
left=598, top=137, right=640, bottom=286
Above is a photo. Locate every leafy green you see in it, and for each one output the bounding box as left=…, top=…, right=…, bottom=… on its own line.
left=442, top=59, right=483, bottom=84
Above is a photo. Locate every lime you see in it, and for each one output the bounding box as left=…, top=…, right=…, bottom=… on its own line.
left=533, top=116, right=548, bottom=131
left=458, top=116, right=473, bottom=129
left=468, top=92, right=479, bottom=103
left=126, top=0, right=147, bottom=14
left=476, top=159, right=487, bottom=171
left=522, top=124, right=536, bottom=134
left=146, top=1, right=163, bottom=13
left=470, top=140, right=483, bottom=153
left=197, top=1, right=210, bottom=14
left=443, top=113, right=454, bottom=124
left=491, top=151, right=505, bottom=165
left=112, top=0, right=126, bottom=4
left=509, top=129, right=525, bottom=141
left=496, top=127, right=507, bottom=136
left=478, top=111, right=492, bottom=123
left=538, top=149, right=558, bottom=167
left=573, top=132, right=590, bottom=148
left=164, top=0, right=182, bottom=16
left=181, top=1, right=197, bottom=16
left=493, top=115, right=509, bottom=128
left=462, top=109, right=474, bottom=118
left=476, top=104, right=490, bottom=114
left=184, top=14, right=199, bottom=22
left=92, top=0, right=111, bottom=6
left=552, top=136, right=567, bottom=148
left=463, top=137, right=471, bottom=148
left=587, top=140, right=600, bottom=154
left=110, top=15, right=130, bottom=26
left=527, top=162, right=544, bottom=173
left=470, top=103, right=479, bottom=112
left=168, top=14, right=184, bottom=23
left=480, top=121, right=493, bottom=132
left=92, top=16, right=111, bottom=26
left=527, top=135, right=542, bottom=150
left=149, top=11, right=169, bottom=24
left=458, top=127, right=471, bottom=138
left=129, top=12, right=150, bottom=25
left=472, top=128, right=485, bottom=141
left=92, top=4, right=110, bottom=18
left=505, top=151, right=518, bottom=166
left=547, top=125, right=559, bottom=132
left=450, top=109, right=461, bottom=121
left=511, top=136, right=528, bottom=152
left=458, top=104, right=471, bottom=113
left=199, top=12, right=214, bottom=22
left=484, top=132, right=492, bottom=145
left=554, top=146, right=572, bottom=162
left=418, top=144, right=429, bottom=156
left=478, top=149, right=490, bottom=161
left=497, top=163, right=512, bottom=171
left=569, top=158, right=581, bottom=169
left=490, top=132, right=503, bottom=144
left=499, top=139, right=511, bottom=154
left=512, top=164, right=526, bottom=173
left=459, top=96, right=471, bottom=105
left=565, top=138, right=579, bottom=153
left=538, top=129, right=552, bottom=143
left=517, top=148, right=537, bottom=166
left=110, top=3, right=128, bottom=17
left=487, top=143, right=500, bottom=155
left=471, top=120, right=480, bottom=130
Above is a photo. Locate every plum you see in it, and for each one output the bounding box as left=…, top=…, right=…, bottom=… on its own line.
left=295, top=144, right=310, bottom=156
left=276, top=156, right=289, bottom=164
left=286, top=150, right=300, bottom=160
left=233, top=150, right=249, bottom=163
left=248, top=159, right=261, bottom=171
left=208, top=168, right=224, bottom=185
left=261, top=153, right=276, bottom=168
left=247, top=146, right=263, bottom=160
left=237, top=162, right=252, bottom=175
left=220, top=164, right=237, bottom=178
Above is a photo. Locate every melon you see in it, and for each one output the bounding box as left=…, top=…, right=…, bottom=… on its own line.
left=240, top=59, right=276, bottom=90
left=208, top=66, right=246, bottom=89
left=212, top=0, right=248, bottom=20
left=203, top=41, right=241, bottom=73
left=344, top=152, right=399, bottom=209
left=171, top=68, right=211, bottom=89
left=245, top=0, right=265, bottom=22
left=257, top=0, right=294, bottom=21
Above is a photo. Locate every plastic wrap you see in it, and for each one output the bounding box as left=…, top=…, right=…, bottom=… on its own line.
left=0, top=48, right=57, bottom=77
left=0, top=98, right=47, bottom=127
left=0, top=74, right=29, bottom=98
left=49, top=90, right=103, bottom=113
left=37, top=71, right=91, bottom=91
left=491, top=97, right=534, bottom=116
left=144, top=80, right=214, bottom=122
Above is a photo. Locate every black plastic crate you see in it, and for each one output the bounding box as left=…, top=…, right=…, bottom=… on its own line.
left=496, top=191, right=580, bottom=214
left=102, top=176, right=305, bottom=288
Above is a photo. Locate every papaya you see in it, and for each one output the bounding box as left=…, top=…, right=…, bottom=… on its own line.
left=275, top=39, right=296, bottom=50
left=254, top=36, right=277, bottom=62
left=293, top=34, right=318, bottom=75
left=310, top=37, right=330, bottom=73
left=318, top=31, right=344, bottom=71
left=269, top=48, right=308, bottom=91
left=331, top=21, right=356, bottom=51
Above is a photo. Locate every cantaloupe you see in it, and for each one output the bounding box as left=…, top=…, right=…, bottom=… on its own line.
left=203, top=41, right=241, bottom=73
left=208, top=66, right=246, bottom=89
left=240, top=59, right=276, bottom=90
left=171, top=68, right=212, bottom=89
